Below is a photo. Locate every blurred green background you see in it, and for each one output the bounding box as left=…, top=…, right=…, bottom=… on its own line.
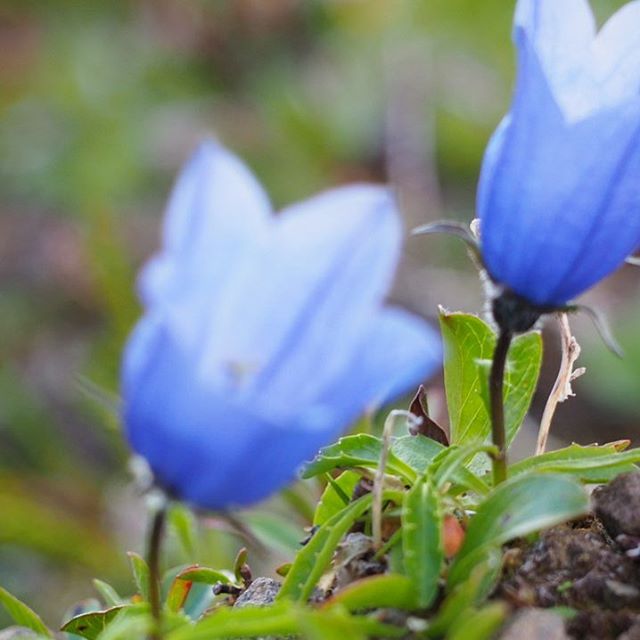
left=1, top=0, right=638, bottom=628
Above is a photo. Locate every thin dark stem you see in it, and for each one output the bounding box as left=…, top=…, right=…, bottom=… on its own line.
left=490, top=328, right=513, bottom=486
left=147, top=505, right=167, bottom=640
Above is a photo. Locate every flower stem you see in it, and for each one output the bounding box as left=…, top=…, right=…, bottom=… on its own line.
left=147, top=505, right=167, bottom=640
left=490, top=327, right=512, bottom=486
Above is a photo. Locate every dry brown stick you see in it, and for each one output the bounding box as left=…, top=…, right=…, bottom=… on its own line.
left=536, top=313, right=586, bottom=455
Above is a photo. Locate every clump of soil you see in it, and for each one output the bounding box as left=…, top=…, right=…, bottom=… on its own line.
left=496, top=472, right=640, bottom=640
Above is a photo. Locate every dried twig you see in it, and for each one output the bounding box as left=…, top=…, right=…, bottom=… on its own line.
left=536, top=313, right=586, bottom=455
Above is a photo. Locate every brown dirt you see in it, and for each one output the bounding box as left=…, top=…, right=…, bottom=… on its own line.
left=496, top=472, right=640, bottom=640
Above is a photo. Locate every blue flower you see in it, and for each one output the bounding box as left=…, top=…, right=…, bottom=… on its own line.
left=479, top=0, right=640, bottom=307
left=122, top=141, right=441, bottom=511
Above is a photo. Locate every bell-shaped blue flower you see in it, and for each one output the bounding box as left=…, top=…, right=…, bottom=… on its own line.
left=479, top=0, right=640, bottom=307
left=122, top=141, right=441, bottom=511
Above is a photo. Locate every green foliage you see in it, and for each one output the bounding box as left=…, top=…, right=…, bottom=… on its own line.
left=402, top=477, right=443, bottom=608
left=278, top=495, right=374, bottom=603
left=509, top=441, right=640, bottom=482
left=440, top=311, right=542, bottom=447
left=0, top=586, right=51, bottom=637
left=61, top=606, right=128, bottom=639
left=449, top=473, right=589, bottom=587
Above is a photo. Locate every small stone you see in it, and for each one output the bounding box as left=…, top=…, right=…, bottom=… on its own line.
left=593, top=473, right=640, bottom=538
left=499, top=608, right=568, bottom=640
left=234, top=577, right=281, bottom=608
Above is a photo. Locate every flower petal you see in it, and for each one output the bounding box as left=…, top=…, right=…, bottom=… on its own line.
left=194, top=185, right=403, bottom=418
left=124, top=325, right=353, bottom=510
left=140, top=141, right=272, bottom=309
left=593, top=1, right=640, bottom=106
left=515, top=0, right=596, bottom=117
left=313, top=307, right=442, bottom=423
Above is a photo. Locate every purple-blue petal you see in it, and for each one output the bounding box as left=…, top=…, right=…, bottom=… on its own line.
left=479, top=27, right=640, bottom=306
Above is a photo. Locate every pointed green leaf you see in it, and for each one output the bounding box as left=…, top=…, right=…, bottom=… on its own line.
left=92, top=580, right=122, bottom=608
left=510, top=442, right=640, bottom=483
left=314, top=471, right=360, bottom=526
left=169, top=505, right=197, bottom=557
left=321, top=574, right=416, bottom=611
left=175, top=567, right=232, bottom=585
left=449, top=474, right=589, bottom=587
left=0, top=586, right=52, bottom=637
left=127, top=553, right=150, bottom=601
left=402, top=477, right=444, bottom=608
left=278, top=495, right=373, bottom=602
left=439, top=311, right=542, bottom=446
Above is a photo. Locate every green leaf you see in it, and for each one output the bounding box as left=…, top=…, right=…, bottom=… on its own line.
left=61, top=606, right=129, bottom=640
left=321, top=574, right=416, bottom=611
left=0, top=586, right=52, bottom=637
left=439, top=311, right=542, bottom=446
left=294, top=606, right=404, bottom=640
left=166, top=602, right=404, bottom=640
left=448, top=602, right=508, bottom=640
left=175, top=567, right=232, bottom=585
left=510, top=442, right=640, bottom=483
left=449, top=473, right=589, bottom=587
left=431, top=443, right=497, bottom=490
left=426, top=554, right=502, bottom=637
left=92, top=580, right=122, bottom=608
left=243, top=512, right=304, bottom=555
left=278, top=495, right=373, bottom=602
left=314, top=471, right=360, bottom=526
left=166, top=569, right=194, bottom=613
left=302, top=435, right=383, bottom=478
left=169, top=505, right=197, bottom=557
left=302, top=434, right=415, bottom=481
left=166, top=602, right=297, bottom=640
left=127, top=553, right=150, bottom=601
left=390, top=435, right=444, bottom=476
left=402, top=477, right=443, bottom=608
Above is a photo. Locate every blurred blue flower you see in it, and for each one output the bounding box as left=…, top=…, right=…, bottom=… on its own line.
left=122, top=141, right=441, bottom=510
left=479, top=0, right=640, bottom=307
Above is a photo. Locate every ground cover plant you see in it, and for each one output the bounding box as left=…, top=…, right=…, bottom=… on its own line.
left=4, top=0, right=640, bottom=638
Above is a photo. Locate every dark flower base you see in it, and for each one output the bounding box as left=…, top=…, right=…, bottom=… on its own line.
left=492, top=289, right=555, bottom=334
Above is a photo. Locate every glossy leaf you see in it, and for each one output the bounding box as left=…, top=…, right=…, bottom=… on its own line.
left=61, top=606, right=128, bottom=639
left=0, top=587, right=51, bottom=638
left=510, top=442, right=640, bottom=483
left=314, top=470, right=360, bottom=526
left=402, top=477, right=443, bottom=608
left=449, top=474, right=589, bottom=587
left=439, top=311, right=542, bottom=446
left=321, top=574, right=416, bottom=611
left=278, top=495, right=373, bottom=602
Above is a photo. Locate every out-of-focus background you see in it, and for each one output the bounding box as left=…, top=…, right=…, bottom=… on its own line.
left=1, top=0, right=638, bottom=627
